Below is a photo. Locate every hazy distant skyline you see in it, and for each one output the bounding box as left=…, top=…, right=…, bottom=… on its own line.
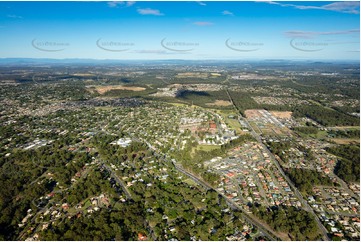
left=0, top=1, right=359, bottom=60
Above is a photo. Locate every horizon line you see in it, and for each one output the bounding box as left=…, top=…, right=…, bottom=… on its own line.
left=0, top=57, right=359, bottom=62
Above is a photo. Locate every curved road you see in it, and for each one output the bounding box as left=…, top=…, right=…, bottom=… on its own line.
left=101, top=162, right=132, bottom=200
left=127, top=132, right=281, bottom=241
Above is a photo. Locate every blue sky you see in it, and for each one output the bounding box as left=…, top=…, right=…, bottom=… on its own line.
left=0, top=1, right=359, bottom=60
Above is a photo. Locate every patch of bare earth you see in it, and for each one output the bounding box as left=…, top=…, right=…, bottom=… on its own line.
left=91, top=85, right=146, bottom=94
left=330, top=138, right=359, bottom=144
left=270, top=111, right=293, bottom=119
left=244, top=109, right=262, bottom=119
left=206, top=100, right=232, bottom=106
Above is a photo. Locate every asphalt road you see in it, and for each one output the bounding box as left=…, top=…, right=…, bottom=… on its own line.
left=101, top=162, right=132, bottom=200
left=173, top=162, right=280, bottom=241
left=240, top=116, right=331, bottom=241
left=127, top=131, right=281, bottom=241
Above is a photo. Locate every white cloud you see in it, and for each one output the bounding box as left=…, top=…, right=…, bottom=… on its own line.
left=263, top=1, right=359, bottom=14
left=222, top=10, right=234, bottom=16
left=107, top=1, right=135, bottom=8
left=321, top=2, right=360, bottom=14
left=196, top=1, right=207, bottom=6
left=108, top=1, right=121, bottom=8
left=285, top=29, right=360, bottom=38
left=7, top=14, right=22, bottom=19
left=126, top=1, right=136, bottom=7
left=137, top=8, right=164, bottom=16
left=193, top=21, right=213, bottom=26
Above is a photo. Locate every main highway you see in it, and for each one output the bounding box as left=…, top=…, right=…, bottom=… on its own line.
left=173, top=162, right=280, bottom=241
left=127, top=132, right=281, bottom=241
left=226, top=88, right=330, bottom=240
left=240, top=116, right=331, bottom=241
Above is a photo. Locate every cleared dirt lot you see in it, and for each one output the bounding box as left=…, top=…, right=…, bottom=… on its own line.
left=90, top=85, right=146, bottom=94
left=206, top=100, right=232, bottom=106
left=270, top=111, right=293, bottom=119
left=244, top=109, right=262, bottom=118
left=330, top=138, right=360, bottom=144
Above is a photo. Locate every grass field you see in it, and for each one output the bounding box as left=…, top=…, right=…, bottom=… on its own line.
left=329, top=138, right=360, bottom=144
left=205, top=100, right=232, bottom=107
left=197, top=144, right=220, bottom=152
left=216, top=110, right=244, bottom=134
left=309, top=130, right=328, bottom=139
left=296, top=127, right=360, bottom=143
left=191, top=144, right=221, bottom=157
left=94, top=106, right=116, bottom=111
left=328, top=126, right=360, bottom=130
left=168, top=102, right=190, bottom=107
left=83, top=199, right=91, bottom=209
left=183, top=178, right=198, bottom=187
